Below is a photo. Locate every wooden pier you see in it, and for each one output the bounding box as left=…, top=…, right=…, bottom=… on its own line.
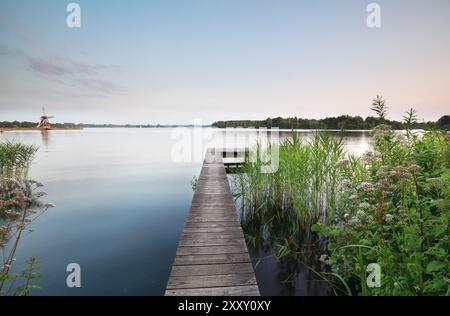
left=165, top=149, right=259, bottom=296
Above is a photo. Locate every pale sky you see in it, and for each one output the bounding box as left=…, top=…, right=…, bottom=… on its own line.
left=0, top=0, right=449, bottom=124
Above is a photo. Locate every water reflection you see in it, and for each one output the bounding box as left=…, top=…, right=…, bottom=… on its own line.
left=40, top=130, right=50, bottom=150
left=234, top=195, right=331, bottom=296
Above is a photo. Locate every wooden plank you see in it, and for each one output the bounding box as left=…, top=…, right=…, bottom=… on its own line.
left=165, top=148, right=259, bottom=296
left=167, top=273, right=257, bottom=290
left=170, top=262, right=255, bottom=277
left=187, top=214, right=237, bottom=222
left=189, top=206, right=236, bottom=211
left=174, top=253, right=251, bottom=265
left=188, top=210, right=237, bottom=215
left=165, top=285, right=260, bottom=296
left=192, top=195, right=235, bottom=204
left=176, top=245, right=249, bottom=255
left=181, top=232, right=244, bottom=240
left=190, top=204, right=236, bottom=209
left=184, top=222, right=241, bottom=229
left=179, top=238, right=246, bottom=247
left=198, top=176, right=228, bottom=181
left=187, top=211, right=238, bottom=218
left=199, top=168, right=226, bottom=175
left=183, top=226, right=243, bottom=233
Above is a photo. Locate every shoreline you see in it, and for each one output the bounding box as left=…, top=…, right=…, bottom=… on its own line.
left=0, top=128, right=83, bottom=132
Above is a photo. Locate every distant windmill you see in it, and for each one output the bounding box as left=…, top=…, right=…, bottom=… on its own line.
left=37, top=107, right=54, bottom=130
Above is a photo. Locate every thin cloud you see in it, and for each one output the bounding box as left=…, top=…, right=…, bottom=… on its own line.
left=24, top=55, right=122, bottom=97
left=28, top=57, right=74, bottom=76
left=0, top=20, right=123, bottom=98
left=69, top=60, right=114, bottom=76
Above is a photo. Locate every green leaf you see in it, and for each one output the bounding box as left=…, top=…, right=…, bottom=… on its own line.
left=311, top=222, right=322, bottom=232
left=430, top=224, right=447, bottom=237
left=426, top=261, right=446, bottom=274
left=276, top=245, right=291, bottom=259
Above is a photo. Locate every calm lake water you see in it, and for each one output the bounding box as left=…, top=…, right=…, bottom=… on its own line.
left=1, top=128, right=370, bottom=295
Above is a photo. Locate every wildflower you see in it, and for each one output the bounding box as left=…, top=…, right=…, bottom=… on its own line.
left=385, top=214, right=394, bottom=222
left=373, top=151, right=382, bottom=159
left=2, top=178, right=21, bottom=189
left=406, top=161, right=421, bottom=173
left=358, top=202, right=370, bottom=209
left=394, top=133, right=408, bottom=145
left=348, top=217, right=360, bottom=227
left=357, top=182, right=373, bottom=193
left=393, top=166, right=409, bottom=181
left=0, top=225, right=9, bottom=234
left=376, top=166, right=389, bottom=177
left=4, top=210, right=21, bottom=218
left=16, top=223, right=26, bottom=230
left=362, top=151, right=374, bottom=163
left=377, top=178, right=392, bottom=190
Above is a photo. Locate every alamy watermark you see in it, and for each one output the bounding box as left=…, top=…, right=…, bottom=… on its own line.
left=367, top=263, right=381, bottom=288
left=65, top=3, right=380, bottom=30
left=170, top=121, right=279, bottom=173
left=66, top=3, right=81, bottom=28
left=367, top=3, right=381, bottom=28
left=66, top=263, right=81, bottom=288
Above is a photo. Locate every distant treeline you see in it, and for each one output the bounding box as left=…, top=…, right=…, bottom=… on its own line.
left=1, top=115, right=449, bottom=130
left=0, top=121, right=204, bottom=128
left=0, top=121, right=82, bottom=129
left=212, top=115, right=450, bottom=130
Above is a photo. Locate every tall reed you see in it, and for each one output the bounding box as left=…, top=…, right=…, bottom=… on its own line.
left=0, top=141, right=38, bottom=178
left=234, top=132, right=364, bottom=227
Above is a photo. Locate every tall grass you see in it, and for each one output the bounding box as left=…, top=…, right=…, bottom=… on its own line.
left=234, top=132, right=365, bottom=227
left=0, top=141, right=38, bottom=179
